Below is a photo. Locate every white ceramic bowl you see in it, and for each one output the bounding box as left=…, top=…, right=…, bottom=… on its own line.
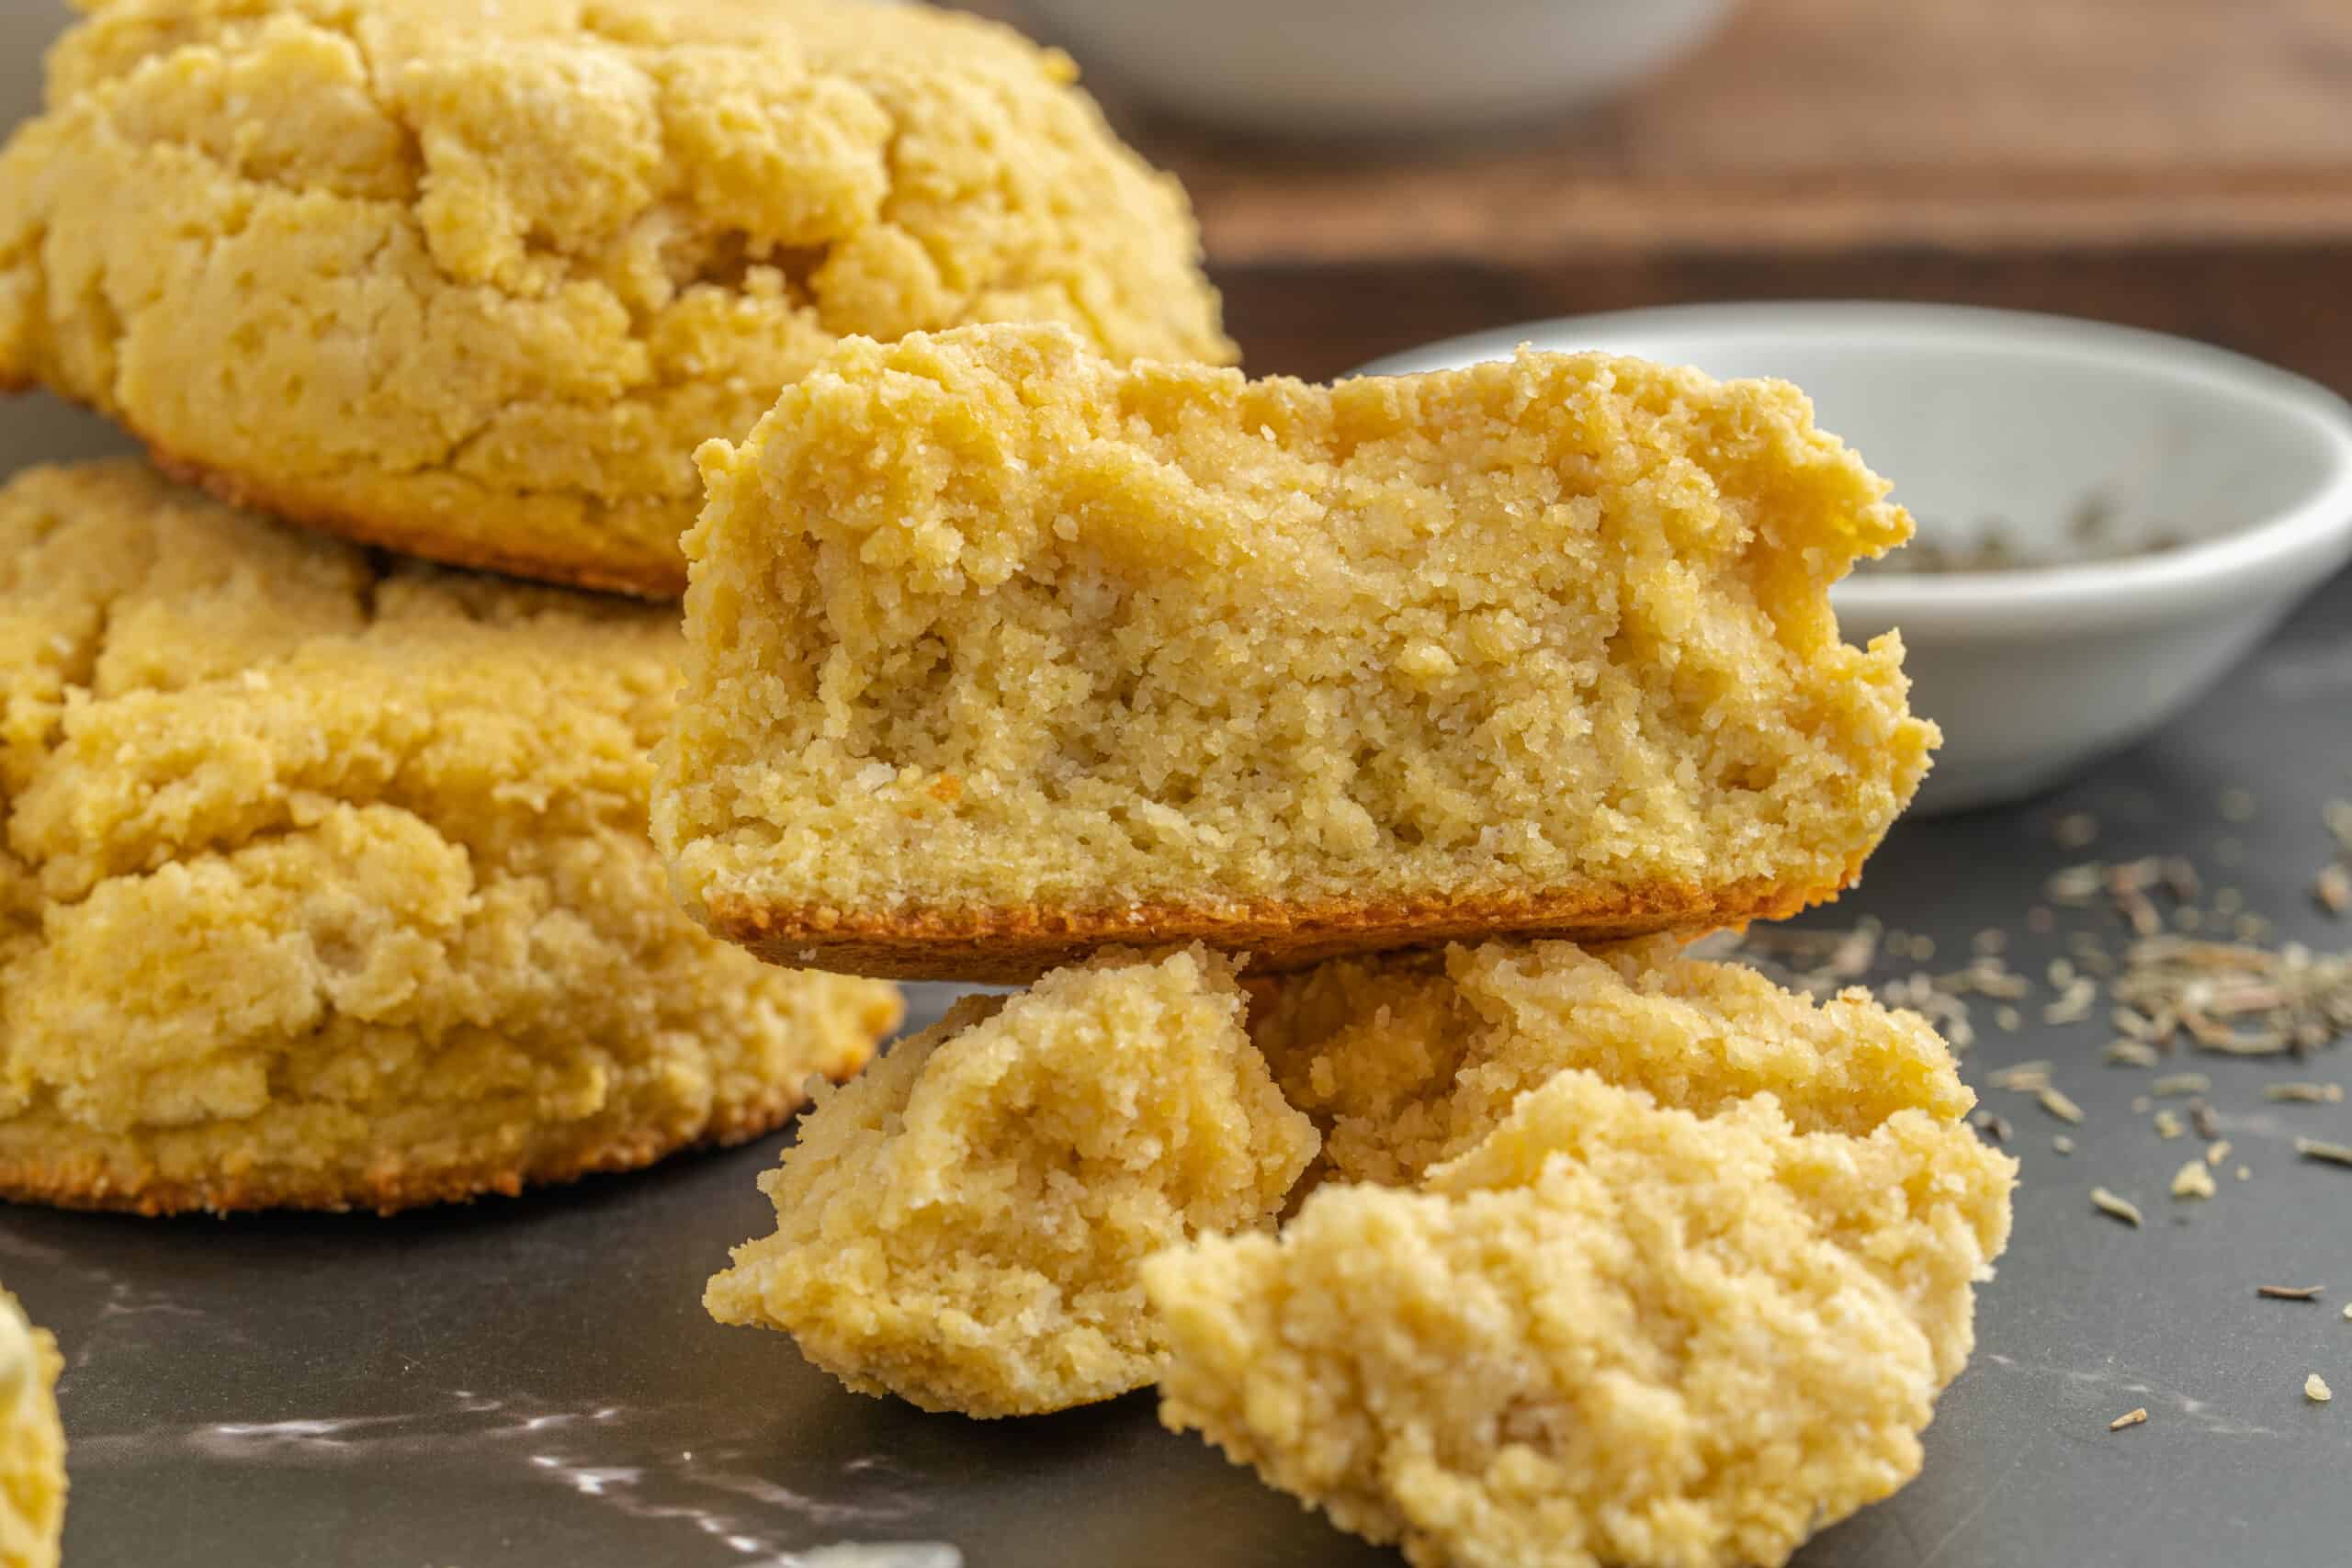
left=1020, top=0, right=1738, bottom=140
left=1360, top=303, right=2352, bottom=814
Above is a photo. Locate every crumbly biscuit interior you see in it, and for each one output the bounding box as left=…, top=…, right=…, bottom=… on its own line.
left=665, top=324, right=1934, bottom=928
left=1147, top=1066, right=2011, bottom=1568
left=1254, top=937, right=1975, bottom=1187
left=704, top=945, right=1318, bottom=1417
left=1145, top=942, right=2013, bottom=1568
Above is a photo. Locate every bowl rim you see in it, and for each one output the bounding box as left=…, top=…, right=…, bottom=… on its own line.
left=1355, top=301, right=2352, bottom=639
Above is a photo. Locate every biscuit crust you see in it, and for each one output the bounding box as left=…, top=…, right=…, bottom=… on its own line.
left=147, top=443, right=685, bottom=600
left=0, top=0, right=1232, bottom=594
left=0, top=1079, right=825, bottom=1218
left=702, top=877, right=1823, bottom=985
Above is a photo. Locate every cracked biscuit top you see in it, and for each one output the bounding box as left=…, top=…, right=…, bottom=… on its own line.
left=660, top=323, right=1937, bottom=982
left=0, top=0, right=1234, bottom=596
left=0, top=460, right=900, bottom=1215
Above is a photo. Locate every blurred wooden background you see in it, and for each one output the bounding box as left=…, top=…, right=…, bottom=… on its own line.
left=973, top=0, right=2352, bottom=387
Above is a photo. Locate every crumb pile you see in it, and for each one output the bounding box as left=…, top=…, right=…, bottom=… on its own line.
left=0, top=0, right=1231, bottom=596
left=0, top=462, right=900, bottom=1214
left=661, top=322, right=1936, bottom=982
left=1147, top=942, right=2015, bottom=1568
left=705, top=946, right=1317, bottom=1416
left=0, top=1289, right=63, bottom=1568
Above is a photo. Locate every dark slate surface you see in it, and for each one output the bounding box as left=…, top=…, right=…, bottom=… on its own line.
left=4, top=397, right=2350, bottom=1567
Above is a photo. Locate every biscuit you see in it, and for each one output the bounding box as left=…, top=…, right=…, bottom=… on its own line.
left=659, top=323, right=1937, bottom=982
left=704, top=946, right=1317, bottom=1417
left=0, top=1290, right=64, bottom=1568
left=0, top=0, right=1233, bottom=597
left=1145, top=947, right=2014, bottom=1568
left=0, top=461, right=901, bottom=1214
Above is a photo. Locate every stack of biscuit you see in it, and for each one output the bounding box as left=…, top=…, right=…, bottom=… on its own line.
left=673, top=325, right=2018, bottom=1568
left=0, top=6, right=2015, bottom=1568
left=0, top=0, right=1232, bottom=1218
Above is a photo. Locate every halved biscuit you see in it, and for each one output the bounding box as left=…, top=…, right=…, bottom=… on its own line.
left=0, top=0, right=1232, bottom=597
left=0, top=461, right=901, bottom=1214
left=1146, top=942, right=2013, bottom=1568
left=704, top=945, right=1317, bottom=1417
left=659, top=323, right=1936, bottom=983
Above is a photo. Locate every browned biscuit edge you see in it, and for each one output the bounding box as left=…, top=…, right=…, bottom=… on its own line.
left=703, top=873, right=1857, bottom=985
left=144, top=444, right=690, bottom=601
left=4, top=378, right=688, bottom=595
left=3, top=379, right=689, bottom=595
left=0, top=1055, right=870, bottom=1218
left=2, top=368, right=686, bottom=594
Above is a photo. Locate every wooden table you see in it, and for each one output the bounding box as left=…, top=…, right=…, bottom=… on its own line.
left=986, top=0, right=2352, bottom=387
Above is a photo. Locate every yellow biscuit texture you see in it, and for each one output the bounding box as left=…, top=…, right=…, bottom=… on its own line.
left=1254, top=937, right=1976, bottom=1187
left=0, top=0, right=1232, bottom=595
left=703, top=946, right=1319, bottom=1418
left=1145, top=943, right=2014, bottom=1568
left=0, top=1290, right=63, bottom=1568
left=662, top=323, right=1936, bottom=977
left=0, top=460, right=901, bottom=1214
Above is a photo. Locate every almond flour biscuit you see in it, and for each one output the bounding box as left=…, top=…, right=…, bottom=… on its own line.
left=704, top=946, right=1318, bottom=1418
left=0, top=461, right=901, bottom=1215
left=659, top=324, right=1937, bottom=983
left=0, top=1290, right=64, bottom=1568
left=1254, top=937, right=1975, bottom=1189
left=0, top=0, right=1232, bottom=598
left=1145, top=1062, right=2014, bottom=1568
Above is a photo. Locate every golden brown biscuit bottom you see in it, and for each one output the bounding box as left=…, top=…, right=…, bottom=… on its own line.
left=6, top=384, right=688, bottom=599
left=0, top=1070, right=860, bottom=1219
left=147, top=444, right=689, bottom=602
left=704, top=874, right=1837, bottom=985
